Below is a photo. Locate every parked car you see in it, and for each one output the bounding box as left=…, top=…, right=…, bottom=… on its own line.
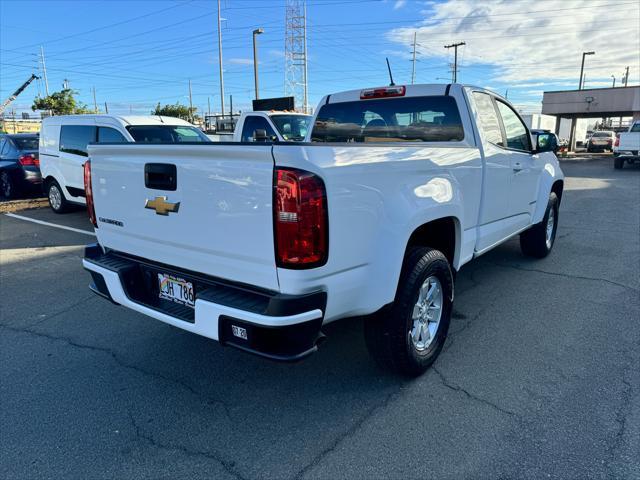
left=586, top=130, right=616, bottom=152
left=0, top=133, right=41, bottom=199
left=613, top=120, right=640, bottom=169
left=82, top=84, right=563, bottom=376
left=39, top=115, right=210, bottom=213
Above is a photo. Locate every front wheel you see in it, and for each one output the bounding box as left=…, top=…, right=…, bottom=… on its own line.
left=47, top=180, right=70, bottom=213
left=0, top=171, right=15, bottom=199
left=520, top=192, right=559, bottom=258
left=364, top=247, right=453, bottom=376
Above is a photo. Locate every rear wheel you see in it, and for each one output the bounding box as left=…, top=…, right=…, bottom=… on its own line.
left=0, top=171, right=15, bottom=199
left=614, top=157, right=624, bottom=169
left=520, top=192, right=559, bottom=258
left=47, top=179, right=70, bottom=213
left=364, top=247, right=453, bottom=376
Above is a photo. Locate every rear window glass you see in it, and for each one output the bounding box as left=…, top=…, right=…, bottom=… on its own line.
left=311, top=96, right=464, bottom=143
left=593, top=132, right=613, bottom=137
left=60, top=125, right=97, bottom=157
left=126, top=125, right=210, bottom=143
left=12, top=137, right=39, bottom=150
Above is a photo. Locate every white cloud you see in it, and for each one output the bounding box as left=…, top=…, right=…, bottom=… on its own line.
left=386, top=0, right=640, bottom=84
left=394, top=0, right=406, bottom=10
left=228, top=58, right=254, bottom=66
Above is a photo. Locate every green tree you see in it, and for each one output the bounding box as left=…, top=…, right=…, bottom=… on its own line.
left=31, top=89, right=92, bottom=115
left=152, top=102, right=197, bottom=122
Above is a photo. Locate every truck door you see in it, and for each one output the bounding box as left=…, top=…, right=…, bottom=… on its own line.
left=493, top=100, right=541, bottom=225
left=471, top=91, right=515, bottom=251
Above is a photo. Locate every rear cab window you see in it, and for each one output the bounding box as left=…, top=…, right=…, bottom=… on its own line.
left=311, top=96, right=464, bottom=143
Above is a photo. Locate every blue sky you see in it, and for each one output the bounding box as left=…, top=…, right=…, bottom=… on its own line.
left=1, top=0, right=638, bottom=117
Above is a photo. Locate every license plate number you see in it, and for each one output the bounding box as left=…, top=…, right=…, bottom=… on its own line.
left=158, top=273, right=195, bottom=308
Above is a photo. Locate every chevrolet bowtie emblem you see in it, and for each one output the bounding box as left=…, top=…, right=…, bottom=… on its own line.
left=145, top=196, right=180, bottom=215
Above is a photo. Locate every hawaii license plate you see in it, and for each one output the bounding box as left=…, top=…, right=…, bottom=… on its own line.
left=158, top=273, right=195, bottom=308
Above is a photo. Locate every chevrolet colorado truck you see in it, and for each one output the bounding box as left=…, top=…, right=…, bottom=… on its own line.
left=82, top=84, right=564, bottom=376
left=613, top=120, right=640, bottom=169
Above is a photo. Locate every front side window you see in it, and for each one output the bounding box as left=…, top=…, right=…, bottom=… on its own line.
left=126, top=125, right=210, bottom=143
left=241, top=116, right=277, bottom=142
left=311, top=96, right=464, bottom=143
left=472, top=92, right=503, bottom=146
left=97, top=127, right=127, bottom=143
left=59, top=125, right=97, bottom=157
left=630, top=122, right=640, bottom=133
left=496, top=101, right=530, bottom=151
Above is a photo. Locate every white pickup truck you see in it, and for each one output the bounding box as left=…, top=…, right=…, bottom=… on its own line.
left=613, top=120, right=640, bottom=169
left=208, top=111, right=312, bottom=142
left=82, top=84, right=564, bottom=376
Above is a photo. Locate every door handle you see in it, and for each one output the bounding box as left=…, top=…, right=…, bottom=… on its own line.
left=513, top=162, right=523, bottom=172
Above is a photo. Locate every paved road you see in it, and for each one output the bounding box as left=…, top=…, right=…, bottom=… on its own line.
left=1, top=156, right=638, bottom=479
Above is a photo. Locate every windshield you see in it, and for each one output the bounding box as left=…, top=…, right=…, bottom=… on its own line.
left=13, top=136, right=39, bottom=150
left=270, top=115, right=312, bottom=141
left=126, top=125, right=210, bottom=143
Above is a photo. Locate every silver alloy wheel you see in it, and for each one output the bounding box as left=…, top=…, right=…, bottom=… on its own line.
left=49, top=184, right=62, bottom=211
left=409, top=276, right=443, bottom=352
left=545, top=207, right=555, bottom=249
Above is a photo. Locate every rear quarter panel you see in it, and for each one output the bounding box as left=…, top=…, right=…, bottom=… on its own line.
left=273, top=143, right=482, bottom=322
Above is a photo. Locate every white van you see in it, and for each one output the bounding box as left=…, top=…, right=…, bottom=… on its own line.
left=39, top=115, right=210, bottom=213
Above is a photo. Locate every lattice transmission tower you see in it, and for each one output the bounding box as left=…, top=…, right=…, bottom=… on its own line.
left=284, top=0, right=308, bottom=112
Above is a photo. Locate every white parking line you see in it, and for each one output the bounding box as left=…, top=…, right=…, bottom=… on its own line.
left=4, top=213, right=96, bottom=236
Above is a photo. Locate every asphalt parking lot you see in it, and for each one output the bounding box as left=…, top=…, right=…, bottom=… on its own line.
left=1, top=155, right=638, bottom=479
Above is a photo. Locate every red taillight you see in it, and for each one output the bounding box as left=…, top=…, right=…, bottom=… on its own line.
left=614, top=135, right=620, bottom=147
left=18, top=154, right=39, bottom=167
left=83, top=160, right=97, bottom=228
left=274, top=167, right=328, bottom=268
left=360, top=85, right=406, bottom=99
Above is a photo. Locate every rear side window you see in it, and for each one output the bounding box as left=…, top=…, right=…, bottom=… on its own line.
left=473, top=92, right=503, bottom=146
left=311, top=96, right=464, bottom=143
left=60, top=125, right=97, bottom=157
left=126, top=125, right=210, bottom=143
left=97, top=127, right=127, bottom=143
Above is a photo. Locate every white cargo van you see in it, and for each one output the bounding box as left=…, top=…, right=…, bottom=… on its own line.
left=39, top=115, right=209, bottom=212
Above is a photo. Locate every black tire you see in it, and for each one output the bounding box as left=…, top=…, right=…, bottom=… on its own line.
left=520, top=192, right=559, bottom=258
left=46, top=179, right=70, bottom=213
left=614, top=157, right=624, bottom=169
left=364, top=247, right=454, bottom=376
left=0, top=171, right=16, bottom=199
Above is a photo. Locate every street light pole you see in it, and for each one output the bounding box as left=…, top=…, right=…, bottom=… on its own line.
left=578, top=51, right=595, bottom=90
left=252, top=28, right=264, bottom=100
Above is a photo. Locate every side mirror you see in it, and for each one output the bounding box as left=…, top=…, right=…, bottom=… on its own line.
left=253, top=129, right=269, bottom=142
left=535, top=133, right=558, bottom=153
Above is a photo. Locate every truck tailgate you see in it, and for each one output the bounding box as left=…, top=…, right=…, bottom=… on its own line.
left=87, top=143, right=279, bottom=291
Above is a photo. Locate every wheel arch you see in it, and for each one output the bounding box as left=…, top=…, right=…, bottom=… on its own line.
left=404, top=216, right=460, bottom=271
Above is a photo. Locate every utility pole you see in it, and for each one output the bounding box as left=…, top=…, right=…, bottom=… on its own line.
left=188, top=79, right=194, bottom=123
left=252, top=28, right=264, bottom=100
left=40, top=46, right=49, bottom=96
left=207, top=97, right=211, bottom=116
left=623, top=66, right=629, bottom=86
left=92, top=86, right=98, bottom=113
left=229, top=95, right=233, bottom=116
left=444, top=42, right=465, bottom=83
left=285, top=0, right=308, bottom=112
left=217, top=0, right=225, bottom=116
left=411, top=32, right=417, bottom=84
left=104, top=102, right=109, bottom=114
left=611, top=75, right=616, bottom=88
left=302, top=0, right=308, bottom=113
left=578, top=51, right=595, bottom=90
